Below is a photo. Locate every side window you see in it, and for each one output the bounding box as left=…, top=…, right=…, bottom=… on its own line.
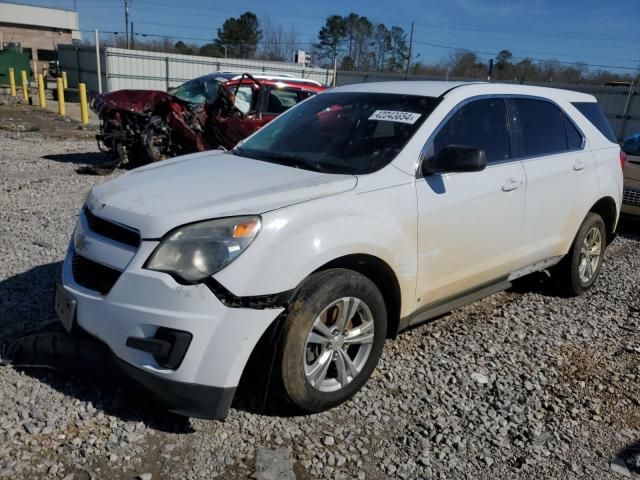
left=266, top=88, right=314, bottom=114
left=572, top=102, right=616, bottom=143
left=433, top=98, right=510, bottom=163
left=234, top=86, right=255, bottom=115
left=564, top=115, right=583, bottom=150
left=512, top=99, right=567, bottom=157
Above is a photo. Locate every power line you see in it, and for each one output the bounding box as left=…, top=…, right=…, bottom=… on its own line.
left=412, top=40, right=638, bottom=71
left=123, top=0, right=636, bottom=44
left=78, top=29, right=637, bottom=71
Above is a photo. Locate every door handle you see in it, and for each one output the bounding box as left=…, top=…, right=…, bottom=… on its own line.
left=573, top=160, right=586, bottom=171
left=501, top=178, right=523, bottom=192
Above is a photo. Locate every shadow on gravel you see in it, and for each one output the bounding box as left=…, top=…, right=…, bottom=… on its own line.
left=43, top=151, right=109, bottom=166
left=0, top=263, right=193, bottom=433
left=618, top=216, right=640, bottom=240
left=0, top=262, right=61, bottom=345
left=617, top=440, right=640, bottom=474
left=507, top=271, right=556, bottom=296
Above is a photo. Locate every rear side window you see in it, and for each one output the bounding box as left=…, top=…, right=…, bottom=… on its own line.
left=564, top=116, right=584, bottom=150
left=572, top=102, right=616, bottom=143
left=511, top=99, right=567, bottom=157
left=265, top=88, right=314, bottom=114
left=433, top=98, right=510, bottom=163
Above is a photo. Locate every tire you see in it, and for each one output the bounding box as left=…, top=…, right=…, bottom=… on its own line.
left=277, top=268, right=387, bottom=413
left=552, top=212, right=606, bottom=296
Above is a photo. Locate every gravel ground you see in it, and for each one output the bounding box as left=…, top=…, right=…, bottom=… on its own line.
left=1, top=99, right=640, bottom=479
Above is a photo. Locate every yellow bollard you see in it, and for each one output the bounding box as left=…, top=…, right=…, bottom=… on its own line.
left=79, top=83, right=89, bottom=124
left=62, top=71, right=68, bottom=89
left=8, top=68, right=16, bottom=97
left=20, top=70, right=29, bottom=102
left=37, top=74, right=46, bottom=108
left=56, top=77, right=65, bottom=116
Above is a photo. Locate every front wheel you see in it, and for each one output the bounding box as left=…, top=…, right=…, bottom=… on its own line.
left=552, top=212, right=606, bottom=296
left=277, top=269, right=387, bottom=413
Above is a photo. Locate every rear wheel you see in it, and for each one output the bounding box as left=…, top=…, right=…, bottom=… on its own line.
left=552, top=212, right=606, bottom=296
left=277, top=269, right=387, bottom=413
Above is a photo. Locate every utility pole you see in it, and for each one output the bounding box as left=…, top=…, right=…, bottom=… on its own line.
left=124, top=0, right=130, bottom=49
left=406, top=21, right=414, bottom=75
left=130, top=21, right=134, bottom=49
left=621, top=58, right=640, bottom=140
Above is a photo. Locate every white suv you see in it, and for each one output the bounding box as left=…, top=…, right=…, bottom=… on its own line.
left=55, top=81, right=623, bottom=418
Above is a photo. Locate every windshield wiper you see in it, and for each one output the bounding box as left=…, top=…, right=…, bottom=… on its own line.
left=234, top=149, right=328, bottom=173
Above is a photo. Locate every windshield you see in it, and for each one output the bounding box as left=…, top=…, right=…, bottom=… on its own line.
left=170, top=76, right=221, bottom=104
left=233, top=92, right=439, bottom=174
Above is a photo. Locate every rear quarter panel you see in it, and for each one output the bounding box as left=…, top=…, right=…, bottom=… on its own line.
left=564, top=100, right=623, bottom=238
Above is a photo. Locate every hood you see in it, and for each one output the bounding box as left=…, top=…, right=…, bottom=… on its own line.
left=92, top=89, right=176, bottom=115
left=88, top=151, right=357, bottom=238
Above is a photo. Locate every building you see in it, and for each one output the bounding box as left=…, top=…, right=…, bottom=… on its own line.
left=0, top=1, right=80, bottom=74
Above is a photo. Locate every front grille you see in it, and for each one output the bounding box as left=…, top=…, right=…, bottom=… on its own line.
left=72, top=253, right=122, bottom=295
left=84, top=207, right=140, bottom=248
left=623, top=187, right=640, bottom=207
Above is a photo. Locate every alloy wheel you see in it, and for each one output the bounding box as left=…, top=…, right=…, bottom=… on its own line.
left=578, top=226, right=602, bottom=283
left=303, top=297, right=375, bottom=393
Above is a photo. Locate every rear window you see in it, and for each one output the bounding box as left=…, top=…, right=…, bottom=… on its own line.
left=572, top=102, right=616, bottom=143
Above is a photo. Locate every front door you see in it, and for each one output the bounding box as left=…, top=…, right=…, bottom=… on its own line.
left=415, top=97, right=526, bottom=308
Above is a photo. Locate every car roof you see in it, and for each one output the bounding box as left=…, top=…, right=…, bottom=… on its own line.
left=224, top=78, right=326, bottom=92
left=201, top=71, right=324, bottom=87
left=331, top=81, right=595, bottom=102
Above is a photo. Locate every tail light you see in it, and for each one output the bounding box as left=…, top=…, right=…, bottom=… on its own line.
left=620, top=150, right=627, bottom=169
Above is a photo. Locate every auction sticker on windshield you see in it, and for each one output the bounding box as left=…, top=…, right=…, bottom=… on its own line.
left=368, top=110, right=422, bottom=124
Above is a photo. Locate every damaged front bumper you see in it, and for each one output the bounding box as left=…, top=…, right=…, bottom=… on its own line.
left=58, top=216, right=283, bottom=418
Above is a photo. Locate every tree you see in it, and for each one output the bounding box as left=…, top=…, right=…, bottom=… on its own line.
left=372, top=24, right=391, bottom=72
left=174, top=41, right=195, bottom=55
left=352, top=15, right=373, bottom=70
left=386, top=26, right=409, bottom=73
left=258, top=16, right=298, bottom=62
left=514, top=58, right=537, bottom=83
left=199, top=42, right=224, bottom=58
left=314, top=15, right=347, bottom=66
left=494, top=49, right=513, bottom=79
left=495, top=49, right=513, bottom=67
left=448, top=50, right=485, bottom=78
left=214, top=11, right=262, bottom=59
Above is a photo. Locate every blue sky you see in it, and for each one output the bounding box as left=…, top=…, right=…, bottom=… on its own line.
left=13, top=0, right=640, bottom=72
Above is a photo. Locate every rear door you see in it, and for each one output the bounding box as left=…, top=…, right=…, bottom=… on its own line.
left=415, top=97, right=527, bottom=307
left=508, top=97, right=597, bottom=264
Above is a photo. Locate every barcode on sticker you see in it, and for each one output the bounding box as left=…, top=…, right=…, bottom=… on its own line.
left=368, top=110, right=422, bottom=124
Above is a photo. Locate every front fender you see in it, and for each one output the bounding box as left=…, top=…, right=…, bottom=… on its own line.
left=213, top=184, right=418, bottom=317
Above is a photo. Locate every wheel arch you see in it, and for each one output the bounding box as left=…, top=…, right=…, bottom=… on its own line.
left=589, top=196, right=618, bottom=243
left=312, top=254, right=403, bottom=339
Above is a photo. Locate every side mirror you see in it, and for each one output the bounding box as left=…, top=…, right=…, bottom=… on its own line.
left=422, top=145, right=487, bottom=176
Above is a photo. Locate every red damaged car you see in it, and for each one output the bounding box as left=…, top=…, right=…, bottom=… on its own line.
left=90, top=73, right=326, bottom=166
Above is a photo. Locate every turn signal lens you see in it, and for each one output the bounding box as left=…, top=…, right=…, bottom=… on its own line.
left=620, top=150, right=627, bottom=169
left=233, top=220, right=260, bottom=238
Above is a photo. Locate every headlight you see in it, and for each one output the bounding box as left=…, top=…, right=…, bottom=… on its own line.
left=146, top=216, right=261, bottom=283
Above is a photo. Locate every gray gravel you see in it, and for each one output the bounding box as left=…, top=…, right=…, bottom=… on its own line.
left=1, top=102, right=640, bottom=479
